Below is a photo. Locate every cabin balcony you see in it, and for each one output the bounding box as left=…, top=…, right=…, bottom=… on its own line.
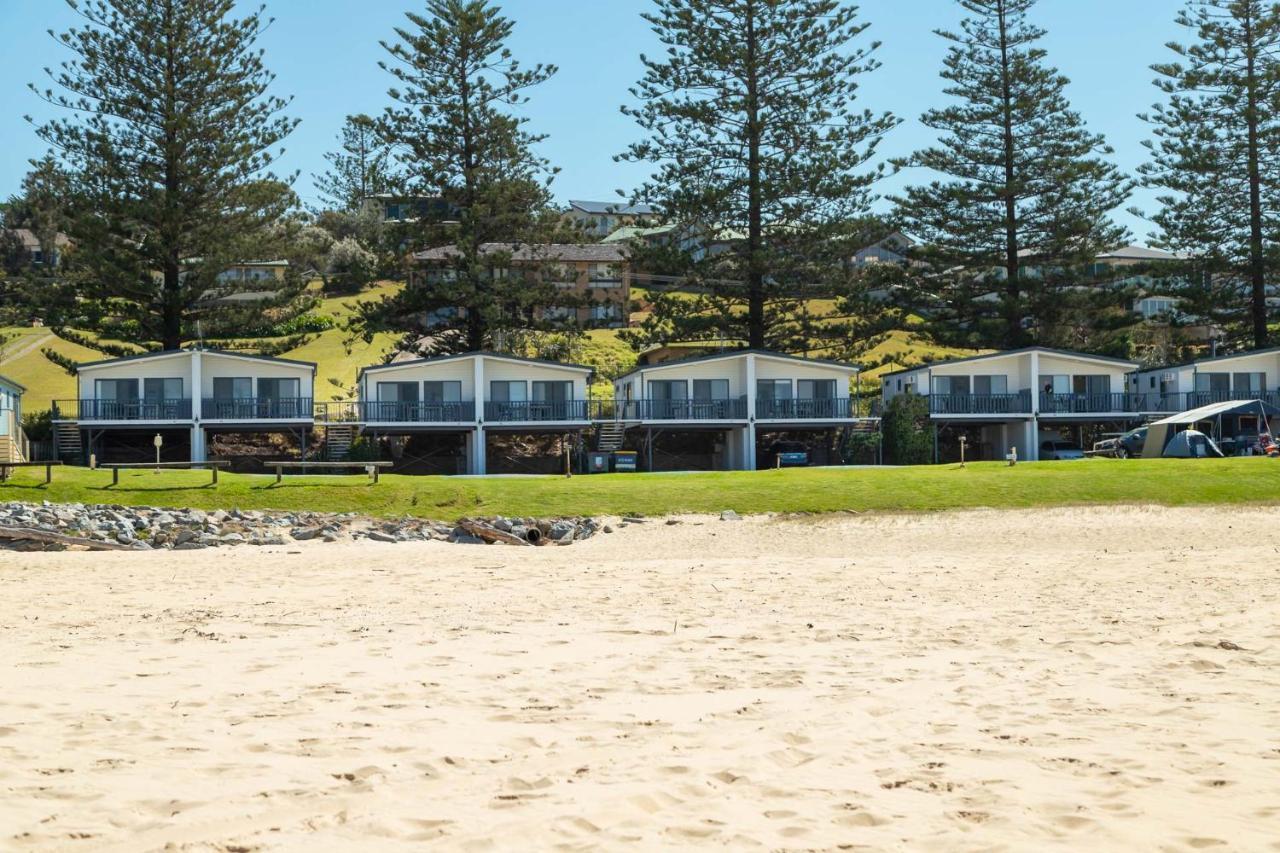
left=200, top=397, right=313, bottom=421
left=755, top=398, right=858, bottom=421
left=53, top=398, right=193, bottom=423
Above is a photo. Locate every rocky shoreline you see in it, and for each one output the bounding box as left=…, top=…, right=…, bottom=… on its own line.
left=0, top=501, right=605, bottom=551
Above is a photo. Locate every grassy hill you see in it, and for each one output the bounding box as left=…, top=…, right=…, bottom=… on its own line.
left=1, top=280, right=978, bottom=412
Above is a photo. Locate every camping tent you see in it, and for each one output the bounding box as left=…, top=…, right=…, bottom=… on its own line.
left=1143, top=399, right=1279, bottom=458
left=1160, top=429, right=1224, bottom=459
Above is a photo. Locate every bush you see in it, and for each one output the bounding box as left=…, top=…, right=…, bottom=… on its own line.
left=270, top=313, right=336, bottom=336
left=881, top=393, right=933, bottom=466
left=22, top=408, right=52, bottom=441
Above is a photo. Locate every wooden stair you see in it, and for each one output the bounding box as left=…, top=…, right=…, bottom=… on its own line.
left=325, top=424, right=356, bottom=460
left=596, top=421, right=629, bottom=452
left=53, top=423, right=82, bottom=462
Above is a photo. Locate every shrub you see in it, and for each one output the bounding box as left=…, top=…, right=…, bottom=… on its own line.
left=881, top=393, right=933, bottom=466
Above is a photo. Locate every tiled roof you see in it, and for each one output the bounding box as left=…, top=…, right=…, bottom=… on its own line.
left=568, top=200, right=657, bottom=216
left=413, top=243, right=629, bottom=263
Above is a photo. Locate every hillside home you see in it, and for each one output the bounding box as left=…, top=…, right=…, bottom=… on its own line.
left=881, top=347, right=1140, bottom=462
left=2, top=228, right=71, bottom=270
left=565, top=200, right=658, bottom=238
left=610, top=350, right=862, bottom=471
left=412, top=243, right=631, bottom=327
left=52, top=349, right=316, bottom=464
left=354, top=352, right=593, bottom=475
left=0, top=374, right=27, bottom=463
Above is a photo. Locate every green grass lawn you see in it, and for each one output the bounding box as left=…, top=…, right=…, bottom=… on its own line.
left=1, top=458, right=1274, bottom=521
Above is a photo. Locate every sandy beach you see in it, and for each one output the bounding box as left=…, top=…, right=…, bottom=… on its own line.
left=3, top=506, right=1279, bottom=851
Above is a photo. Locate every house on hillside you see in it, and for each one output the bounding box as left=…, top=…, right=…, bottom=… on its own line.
left=2, top=228, right=72, bottom=270
left=411, top=243, right=632, bottom=328
left=51, top=349, right=317, bottom=466
left=565, top=200, right=658, bottom=238
left=610, top=349, right=863, bottom=471
left=361, top=193, right=456, bottom=224
left=881, top=347, right=1140, bottom=463
left=354, top=352, right=593, bottom=475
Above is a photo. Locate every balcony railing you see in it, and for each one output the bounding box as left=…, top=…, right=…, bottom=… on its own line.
left=1186, top=390, right=1280, bottom=409
left=928, top=392, right=1031, bottom=416
left=1039, top=392, right=1132, bottom=414
left=201, top=397, right=313, bottom=420
left=53, top=398, right=192, bottom=421
left=484, top=400, right=589, bottom=422
left=755, top=398, right=857, bottom=419
left=360, top=401, right=476, bottom=423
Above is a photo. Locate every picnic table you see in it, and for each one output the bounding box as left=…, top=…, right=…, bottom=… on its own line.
left=271, top=460, right=395, bottom=484
left=0, top=460, right=63, bottom=485
left=100, top=461, right=230, bottom=486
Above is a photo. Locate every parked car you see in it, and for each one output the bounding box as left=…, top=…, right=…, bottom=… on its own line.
left=1114, top=427, right=1148, bottom=459
left=1040, top=439, right=1086, bottom=461
left=766, top=441, right=810, bottom=468
left=1093, top=427, right=1147, bottom=458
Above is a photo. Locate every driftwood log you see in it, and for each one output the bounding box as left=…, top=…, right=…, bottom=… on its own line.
left=0, top=526, right=135, bottom=552
left=457, top=519, right=532, bottom=547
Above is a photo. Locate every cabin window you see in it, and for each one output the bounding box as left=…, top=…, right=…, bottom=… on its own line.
left=648, top=380, right=687, bottom=401
left=1233, top=372, right=1266, bottom=394
left=932, top=376, right=970, bottom=396
left=212, top=377, right=253, bottom=399
left=95, top=378, right=139, bottom=401
left=378, top=382, right=419, bottom=403
left=798, top=379, right=836, bottom=399
left=693, top=379, right=729, bottom=401
left=490, top=381, right=528, bottom=402
left=1195, top=373, right=1230, bottom=393
left=757, top=379, right=792, bottom=401
left=258, top=378, right=300, bottom=400
left=1041, top=375, right=1070, bottom=395
left=143, top=378, right=183, bottom=402
left=973, top=375, right=1008, bottom=395
left=423, top=381, right=462, bottom=403
left=1073, top=375, right=1111, bottom=396
left=532, top=381, right=572, bottom=404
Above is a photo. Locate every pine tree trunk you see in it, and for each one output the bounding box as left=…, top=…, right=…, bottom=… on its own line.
left=744, top=0, right=765, bottom=350
left=997, top=0, right=1023, bottom=349
left=459, top=48, right=487, bottom=353
left=1244, top=11, right=1270, bottom=348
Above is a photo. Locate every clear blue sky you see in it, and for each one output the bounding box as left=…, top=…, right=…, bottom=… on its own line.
left=0, top=0, right=1184, bottom=241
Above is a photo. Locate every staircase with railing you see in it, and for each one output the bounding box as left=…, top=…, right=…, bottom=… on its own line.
left=595, top=421, right=628, bottom=452
left=53, top=422, right=82, bottom=462
left=324, top=424, right=356, bottom=460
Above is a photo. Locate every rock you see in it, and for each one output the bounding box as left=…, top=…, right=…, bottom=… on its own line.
left=129, top=540, right=153, bottom=550
left=548, top=521, right=575, bottom=542
left=291, top=527, right=322, bottom=541
left=367, top=531, right=398, bottom=543
left=720, top=510, right=741, bottom=521
left=603, top=525, right=614, bottom=534
left=174, top=542, right=207, bottom=551
left=219, top=533, right=245, bottom=545
left=174, top=529, right=198, bottom=546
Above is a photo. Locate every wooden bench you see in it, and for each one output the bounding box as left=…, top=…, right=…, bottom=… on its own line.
left=100, top=461, right=230, bottom=486
left=0, top=461, right=64, bottom=485
left=271, top=460, right=394, bottom=484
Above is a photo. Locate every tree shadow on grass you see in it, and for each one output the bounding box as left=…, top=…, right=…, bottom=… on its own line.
left=253, top=481, right=378, bottom=491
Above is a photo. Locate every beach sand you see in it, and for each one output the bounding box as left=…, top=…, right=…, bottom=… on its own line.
left=2, top=506, right=1278, bottom=851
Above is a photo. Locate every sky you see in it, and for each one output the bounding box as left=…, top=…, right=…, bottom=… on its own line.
left=0, top=0, right=1187, bottom=242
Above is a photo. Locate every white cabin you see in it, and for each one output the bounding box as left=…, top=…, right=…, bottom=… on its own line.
left=611, top=350, right=860, bottom=470
left=357, top=352, right=593, bottom=475
left=1130, top=346, right=1280, bottom=412
left=881, top=347, right=1139, bottom=462
left=0, top=374, right=26, bottom=462
left=57, top=349, right=316, bottom=462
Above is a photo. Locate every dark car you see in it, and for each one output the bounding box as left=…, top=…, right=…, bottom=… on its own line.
left=1115, top=427, right=1148, bottom=459
left=766, top=441, right=810, bottom=468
